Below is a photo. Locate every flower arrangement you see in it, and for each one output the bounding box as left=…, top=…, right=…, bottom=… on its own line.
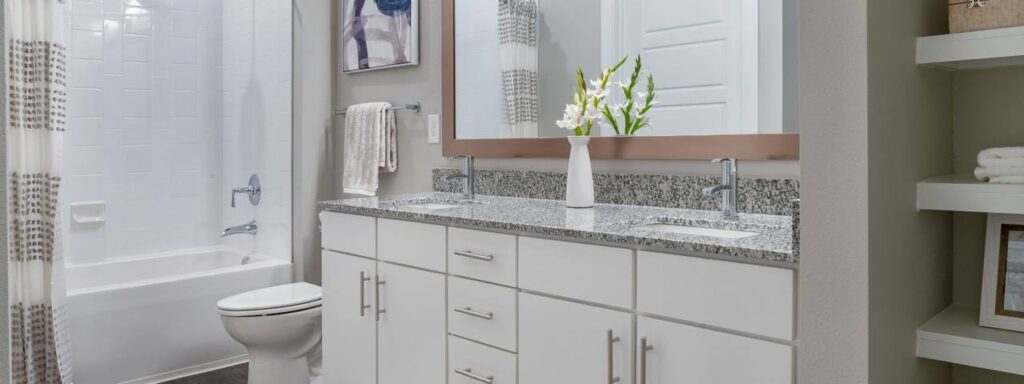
left=556, top=57, right=627, bottom=136
left=603, top=56, right=657, bottom=136
left=556, top=56, right=657, bottom=136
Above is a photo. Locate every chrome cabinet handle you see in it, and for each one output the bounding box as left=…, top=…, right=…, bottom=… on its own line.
left=607, top=329, right=621, bottom=384
left=359, top=272, right=371, bottom=317
left=454, top=306, right=494, bottom=320
left=453, top=250, right=494, bottom=261
left=375, top=275, right=386, bottom=321
left=640, top=337, right=654, bottom=384
left=454, top=368, right=494, bottom=384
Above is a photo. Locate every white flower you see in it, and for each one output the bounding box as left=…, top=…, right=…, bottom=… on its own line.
left=587, top=87, right=609, bottom=100
left=557, top=104, right=582, bottom=131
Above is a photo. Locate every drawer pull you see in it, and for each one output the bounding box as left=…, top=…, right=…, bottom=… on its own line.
left=359, top=272, right=371, bottom=317
left=454, top=250, right=494, bottom=261
left=640, top=337, right=654, bottom=384
left=606, top=329, right=621, bottom=383
left=454, top=306, right=494, bottom=320
left=454, top=368, right=494, bottom=384
left=375, top=276, right=386, bottom=321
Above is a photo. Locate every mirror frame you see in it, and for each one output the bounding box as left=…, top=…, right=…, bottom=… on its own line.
left=441, top=0, right=799, bottom=160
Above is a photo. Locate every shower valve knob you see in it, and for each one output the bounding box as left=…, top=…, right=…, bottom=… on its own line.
left=230, top=174, right=262, bottom=208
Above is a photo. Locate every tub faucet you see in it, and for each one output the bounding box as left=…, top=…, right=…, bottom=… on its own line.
left=222, top=220, right=258, bottom=237
left=446, top=156, right=475, bottom=199
left=702, top=158, right=739, bottom=220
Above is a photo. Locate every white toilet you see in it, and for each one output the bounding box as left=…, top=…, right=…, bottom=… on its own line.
left=217, top=282, right=323, bottom=384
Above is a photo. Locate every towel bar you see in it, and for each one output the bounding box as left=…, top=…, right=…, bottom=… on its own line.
left=334, top=103, right=421, bottom=116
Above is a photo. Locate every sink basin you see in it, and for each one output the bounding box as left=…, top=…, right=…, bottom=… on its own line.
left=381, top=197, right=482, bottom=211
left=400, top=203, right=460, bottom=211
left=631, top=223, right=760, bottom=239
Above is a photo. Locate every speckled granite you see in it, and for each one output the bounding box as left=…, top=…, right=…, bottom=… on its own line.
left=433, top=169, right=800, bottom=216
left=320, top=193, right=797, bottom=265
left=791, top=199, right=800, bottom=261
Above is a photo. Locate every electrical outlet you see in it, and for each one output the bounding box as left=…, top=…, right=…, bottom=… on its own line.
left=427, top=114, right=441, bottom=144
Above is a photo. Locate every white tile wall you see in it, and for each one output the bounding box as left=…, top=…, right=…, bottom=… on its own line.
left=62, top=0, right=291, bottom=265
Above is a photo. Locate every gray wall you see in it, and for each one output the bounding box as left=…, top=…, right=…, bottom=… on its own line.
left=866, top=0, right=954, bottom=382
left=796, top=0, right=871, bottom=381
left=536, top=0, right=600, bottom=138
left=951, top=67, right=1024, bottom=383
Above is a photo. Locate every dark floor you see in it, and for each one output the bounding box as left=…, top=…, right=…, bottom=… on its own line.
left=161, top=363, right=248, bottom=384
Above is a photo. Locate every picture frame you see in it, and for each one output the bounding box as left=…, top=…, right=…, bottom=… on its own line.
left=341, top=0, right=420, bottom=73
left=981, top=214, right=1024, bottom=333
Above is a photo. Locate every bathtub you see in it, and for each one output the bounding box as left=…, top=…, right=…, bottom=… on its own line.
left=67, top=247, right=292, bottom=384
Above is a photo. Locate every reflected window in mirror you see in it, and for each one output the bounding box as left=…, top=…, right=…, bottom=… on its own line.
left=454, top=0, right=791, bottom=139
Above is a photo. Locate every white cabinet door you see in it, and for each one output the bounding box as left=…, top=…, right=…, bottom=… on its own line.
left=378, top=263, right=448, bottom=384
left=519, top=293, right=632, bottom=384
left=322, top=251, right=377, bottom=384
left=637, top=316, right=793, bottom=384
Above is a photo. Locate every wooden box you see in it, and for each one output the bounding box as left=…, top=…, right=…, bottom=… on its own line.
left=950, top=0, right=1024, bottom=33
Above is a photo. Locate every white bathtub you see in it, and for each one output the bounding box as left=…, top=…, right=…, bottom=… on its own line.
left=67, top=247, right=292, bottom=384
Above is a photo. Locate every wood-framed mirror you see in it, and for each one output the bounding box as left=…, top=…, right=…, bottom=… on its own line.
left=441, top=0, right=799, bottom=160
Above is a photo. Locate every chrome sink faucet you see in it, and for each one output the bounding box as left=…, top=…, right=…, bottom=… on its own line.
left=447, top=156, right=475, bottom=199
left=222, top=220, right=258, bottom=237
left=702, top=158, right=739, bottom=219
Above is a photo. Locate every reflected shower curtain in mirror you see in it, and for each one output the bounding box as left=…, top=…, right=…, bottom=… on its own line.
left=4, top=0, right=74, bottom=383
left=498, top=0, right=538, bottom=138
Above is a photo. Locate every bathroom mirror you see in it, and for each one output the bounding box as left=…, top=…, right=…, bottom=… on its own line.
left=442, top=0, right=799, bottom=160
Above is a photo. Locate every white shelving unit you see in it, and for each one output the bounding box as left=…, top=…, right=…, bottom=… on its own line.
left=917, top=175, right=1024, bottom=215
left=917, top=26, right=1024, bottom=70
left=917, top=305, right=1024, bottom=376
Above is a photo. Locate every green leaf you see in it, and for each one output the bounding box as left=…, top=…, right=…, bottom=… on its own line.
left=602, top=106, right=620, bottom=135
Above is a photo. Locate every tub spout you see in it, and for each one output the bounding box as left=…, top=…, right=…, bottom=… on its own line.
left=222, top=220, right=258, bottom=237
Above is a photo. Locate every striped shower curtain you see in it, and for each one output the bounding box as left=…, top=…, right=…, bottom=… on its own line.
left=498, top=0, right=538, bottom=138
left=4, top=0, right=74, bottom=383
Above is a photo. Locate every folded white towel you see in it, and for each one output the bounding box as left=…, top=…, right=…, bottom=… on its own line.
left=978, top=147, right=1024, bottom=166
left=343, top=102, right=397, bottom=196
left=975, top=166, right=1024, bottom=180
left=989, top=176, right=1024, bottom=184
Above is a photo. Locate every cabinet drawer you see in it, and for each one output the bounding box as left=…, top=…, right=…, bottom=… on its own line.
left=449, top=277, right=517, bottom=351
left=449, top=336, right=517, bottom=384
left=519, top=237, right=633, bottom=308
left=320, top=212, right=376, bottom=258
left=378, top=219, right=446, bottom=272
left=637, top=251, right=794, bottom=340
left=448, top=228, right=517, bottom=287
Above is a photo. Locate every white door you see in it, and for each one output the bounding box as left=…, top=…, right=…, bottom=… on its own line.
left=637, top=316, right=793, bottom=384
left=322, top=250, right=377, bottom=384
left=377, top=263, right=447, bottom=384
left=519, top=293, right=633, bottom=384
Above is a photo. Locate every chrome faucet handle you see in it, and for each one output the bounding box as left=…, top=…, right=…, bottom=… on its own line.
left=448, top=156, right=475, bottom=199
left=230, top=174, right=262, bottom=208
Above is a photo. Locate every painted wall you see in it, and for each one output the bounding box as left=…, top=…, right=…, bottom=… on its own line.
left=866, top=0, right=954, bottom=382
left=62, top=0, right=291, bottom=265
left=951, top=67, right=1024, bottom=383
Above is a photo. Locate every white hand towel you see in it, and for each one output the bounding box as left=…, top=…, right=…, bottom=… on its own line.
left=975, top=166, right=1024, bottom=181
left=978, top=147, right=1024, bottom=167
left=989, top=176, right=1024, bottom=184
left=343, top=102, right=395, bottom=196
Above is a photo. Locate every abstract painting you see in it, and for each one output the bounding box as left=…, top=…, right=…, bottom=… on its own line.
left=342, top=0, right=420, bottom=72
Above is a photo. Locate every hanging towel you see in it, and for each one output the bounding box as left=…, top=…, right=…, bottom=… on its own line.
left=978, top=147, right=1024, bottom=168
left=343, top=102, right=398, bottom=196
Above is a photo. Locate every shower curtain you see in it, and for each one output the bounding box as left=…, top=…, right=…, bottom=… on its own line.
left=4, top=0, right=74, bottom=383
left=498, top=0, right=539, bottom=138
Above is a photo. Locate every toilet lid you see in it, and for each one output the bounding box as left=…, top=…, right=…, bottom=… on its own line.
left=217, top=282, right=322, bottom=313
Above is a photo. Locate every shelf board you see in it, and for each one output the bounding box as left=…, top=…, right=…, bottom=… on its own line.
left=917, top=26, right=1024, bottom=70
left=917, top=305, right=1024, bottom=376
left=917, top=175, right=1024, bottom=215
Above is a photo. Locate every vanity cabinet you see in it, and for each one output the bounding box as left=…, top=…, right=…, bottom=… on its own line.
left=321, top=212, right=795, bottom=384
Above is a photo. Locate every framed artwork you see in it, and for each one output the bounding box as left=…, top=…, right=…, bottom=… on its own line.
left=342, top=0, right=420, bottom=72
left=981, top=214, right=1024, bottom=333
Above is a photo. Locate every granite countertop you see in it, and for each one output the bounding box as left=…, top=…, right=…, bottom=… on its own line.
left=320, top=193, right=797, bottom=266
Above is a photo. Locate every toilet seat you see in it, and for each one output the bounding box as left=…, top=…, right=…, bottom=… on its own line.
left=218, top=282, right=323, bottom=317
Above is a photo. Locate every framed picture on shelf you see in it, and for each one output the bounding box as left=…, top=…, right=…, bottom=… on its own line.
left=341, top=0, right=420, bottom=72
left=981, top=214, right=1024, bottom=333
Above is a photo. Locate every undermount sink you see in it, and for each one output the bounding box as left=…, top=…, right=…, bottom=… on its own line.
left=383, top=197, right=482, bottom=211
left=631, top=223, right=760, bottom=239
left=401, top=203, right=461, bottom=211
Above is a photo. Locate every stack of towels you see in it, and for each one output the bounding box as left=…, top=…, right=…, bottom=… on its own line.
left=343, top=102, right=398, bottom=196
left=975, top=147, right=1024, bottom=184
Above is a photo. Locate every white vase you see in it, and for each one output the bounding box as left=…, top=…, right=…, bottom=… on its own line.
left=565, top=136, right=594, bottom=208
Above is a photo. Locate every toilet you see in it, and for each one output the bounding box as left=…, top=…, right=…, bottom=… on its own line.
left=217, top=282, right=323, bottom=384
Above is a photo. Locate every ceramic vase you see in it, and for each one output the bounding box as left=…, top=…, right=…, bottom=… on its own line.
left=565, top=136, right=594, bottom=208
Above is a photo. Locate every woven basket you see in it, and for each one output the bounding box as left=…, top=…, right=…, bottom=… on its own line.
left=949, top=0, right=1024, bottom=33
